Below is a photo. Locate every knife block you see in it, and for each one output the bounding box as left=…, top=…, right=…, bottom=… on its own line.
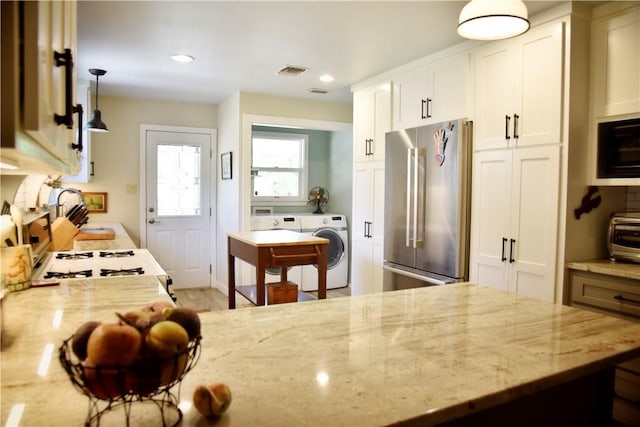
left=50, top=217, right=78, bottom=251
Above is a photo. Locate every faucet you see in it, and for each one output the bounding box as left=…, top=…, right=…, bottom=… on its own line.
left=56, top=188, right=86, bottom=218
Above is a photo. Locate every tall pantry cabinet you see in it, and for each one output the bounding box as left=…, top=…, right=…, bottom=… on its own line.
left=351, top=83, right=391, bottom=295
left=469, top=20, right=565, bottom=302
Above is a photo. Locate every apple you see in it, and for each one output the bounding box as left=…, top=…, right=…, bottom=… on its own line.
left=145, top=320, right=189, bottom=358
left=193, top=383, right=232, bottom=417
left=71, top=320, right=101, bottom=361
left=86, top=323, right=142, bottom=367
left=162, top=307, right=201, bottom=340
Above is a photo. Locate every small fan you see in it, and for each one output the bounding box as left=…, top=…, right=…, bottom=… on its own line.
left=308, top=186, right=329, bottom=214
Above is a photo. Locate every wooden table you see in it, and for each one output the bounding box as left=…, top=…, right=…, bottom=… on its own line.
left=227, top=230, right=328, bottom=308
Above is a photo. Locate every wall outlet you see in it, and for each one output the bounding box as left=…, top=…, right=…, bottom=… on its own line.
left=126, top=184, right=137, bottom=194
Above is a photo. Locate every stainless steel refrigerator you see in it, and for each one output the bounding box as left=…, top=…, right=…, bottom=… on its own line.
left=383, top=119, right=472, bottom=290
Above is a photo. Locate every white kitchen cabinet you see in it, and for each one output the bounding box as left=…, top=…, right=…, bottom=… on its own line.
left=591, top=3, right=640, bottom=118
left=63, top=84, right=93, bottom=183
left=473, top=20, right=564, bottom=151
left=351, top=160, right=385, bottom=295
left=393, top=53, right=469, bottom=131
left=1, top=0, right=80, bottom=175
left=469, top=144, right=560, bottom=302
left=353, top=83, right=391, bottom=162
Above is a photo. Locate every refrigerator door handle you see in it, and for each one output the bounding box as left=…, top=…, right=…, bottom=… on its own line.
left=413, top=147, right=419, bottom=249
left=406, top=148, right=412, bottom=247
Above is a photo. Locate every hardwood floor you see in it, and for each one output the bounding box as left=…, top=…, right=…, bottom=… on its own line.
left=173, top=286, right=351, bottom=311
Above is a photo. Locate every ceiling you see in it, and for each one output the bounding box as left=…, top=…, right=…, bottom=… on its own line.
left=77, top=1, right=563, bottom=105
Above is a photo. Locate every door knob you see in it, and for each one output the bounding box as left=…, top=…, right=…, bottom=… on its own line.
left=148, top=219, right=156, bottom=224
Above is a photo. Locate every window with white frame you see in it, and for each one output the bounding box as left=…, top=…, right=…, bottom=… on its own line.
left=251, top=131, right=308, bottom=205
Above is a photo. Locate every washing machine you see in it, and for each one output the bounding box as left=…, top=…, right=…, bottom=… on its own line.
left=299, top=213, right=349, bottom=291
left=250, top=215, right=303, bottom=285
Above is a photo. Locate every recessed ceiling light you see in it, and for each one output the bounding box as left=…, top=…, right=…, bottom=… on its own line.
left=319, top=74, right=334, bottom=82
left=171, top=54, right=194, bottom=63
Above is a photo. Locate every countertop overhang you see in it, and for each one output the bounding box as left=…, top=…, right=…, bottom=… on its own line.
left=3, top=281, right=640, bottom=426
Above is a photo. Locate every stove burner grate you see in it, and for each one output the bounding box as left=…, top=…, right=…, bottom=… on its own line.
left=99, top=250, right=136, bottom=258
left=100, top=267, right=145, bottom=277
left=56, top=252, right=94, bottom=260
left=44, top=270, right=93, bottom=279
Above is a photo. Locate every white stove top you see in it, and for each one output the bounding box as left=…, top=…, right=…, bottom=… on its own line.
left=33, top=249, right=167, bottom=282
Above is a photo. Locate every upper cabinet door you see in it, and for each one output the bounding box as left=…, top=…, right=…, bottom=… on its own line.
left=393, top=53, right=469, bottom=130
left=353, top=83, right=391, bottom=162
left=591, top=4, right=640, bottom=118
left=23, top=1, right=77, bottom=162
left=473, top=21, right=564, bottom=151
left=473, top=39, right=515, bottom=150
left=514, top=21, right=564, bottom=147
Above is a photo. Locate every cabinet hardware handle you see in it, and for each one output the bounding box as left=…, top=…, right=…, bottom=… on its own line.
left=614, top=294, right=640, bottom=305
left=365, top=221, right=372, bottom=238
left=53, top=49, right=74, bottom=128
left=90, top=161, right=95, bottom=177
left=505, top=115, right=511, bottom=140
left=70, top=104, right=83, bottom=152
left=513, top=114, right=520, bottom=139
left=368, top=139, right=373, bottom=156
left=426, top=98, right=432, bottom=118
left=509, top=239, right=516, bottom=263
left=501, top=237, right=507, bottom=262
left=421, top=99, right=427, bottom=119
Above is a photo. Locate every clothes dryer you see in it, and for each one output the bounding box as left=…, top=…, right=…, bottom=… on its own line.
left=250, top=215, right=303, bottom=285
left=298, top=214, right=349, bottom=291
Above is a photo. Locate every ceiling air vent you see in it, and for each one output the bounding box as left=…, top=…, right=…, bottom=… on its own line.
left=277, top=65, right=308, bottom=76
left=308, top=88, right=328, bottom=95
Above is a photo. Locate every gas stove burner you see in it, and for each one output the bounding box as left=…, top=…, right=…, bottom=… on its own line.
left=99, top=267, right=145, bottom=277
left=56, top=252, right=94, bottom=260
left=44, top=270, right=93, bottom=279
left=99, top=250, right=136, bottom=258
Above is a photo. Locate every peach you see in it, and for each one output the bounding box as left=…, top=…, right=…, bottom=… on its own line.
left=193, top=382, right=232, bottom=417
left=145, top=320, right=189, bottom=358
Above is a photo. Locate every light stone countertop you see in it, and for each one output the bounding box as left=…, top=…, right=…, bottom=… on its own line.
left=72, top=222, right=137, bottom=251
left=3, top=281, right=640, bottom=426
left=568, top=259, right=640, bottom=281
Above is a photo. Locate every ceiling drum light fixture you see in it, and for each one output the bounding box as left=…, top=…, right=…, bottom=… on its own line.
left=457, top=0, right=530, bottom=40
left=86, top=68, right=109, bottom=132
left=171, top=54, right=194, bottom=63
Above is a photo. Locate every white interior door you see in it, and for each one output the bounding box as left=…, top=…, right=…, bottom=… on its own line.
left=145, top=128, right=213, bottom=289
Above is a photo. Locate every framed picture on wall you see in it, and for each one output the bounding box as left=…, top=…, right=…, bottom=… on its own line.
left=221, top=151, right=232, bottom=180
left=84, top=192, right=108, bottom=213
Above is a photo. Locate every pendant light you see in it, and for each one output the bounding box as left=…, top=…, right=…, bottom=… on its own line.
left=86, top=68, right=109, bottom=132
left=457, top=0, right=530, bottom=41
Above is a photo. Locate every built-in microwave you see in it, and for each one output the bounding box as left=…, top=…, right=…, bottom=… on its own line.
left=597, top=117, right=640, bottom=179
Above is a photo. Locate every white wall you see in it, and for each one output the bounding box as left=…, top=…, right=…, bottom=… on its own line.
left=68, top=95, right=217, bottom=245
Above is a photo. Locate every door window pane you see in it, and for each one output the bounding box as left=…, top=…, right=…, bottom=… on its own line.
left=157, top=144, right=201, bottom=216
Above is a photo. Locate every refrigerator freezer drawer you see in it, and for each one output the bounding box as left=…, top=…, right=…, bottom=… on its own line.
left=382, top=261, right=461, bottom=291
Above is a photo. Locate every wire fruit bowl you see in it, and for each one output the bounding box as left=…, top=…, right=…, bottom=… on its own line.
left=59, top=336, right=201, bottom=427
